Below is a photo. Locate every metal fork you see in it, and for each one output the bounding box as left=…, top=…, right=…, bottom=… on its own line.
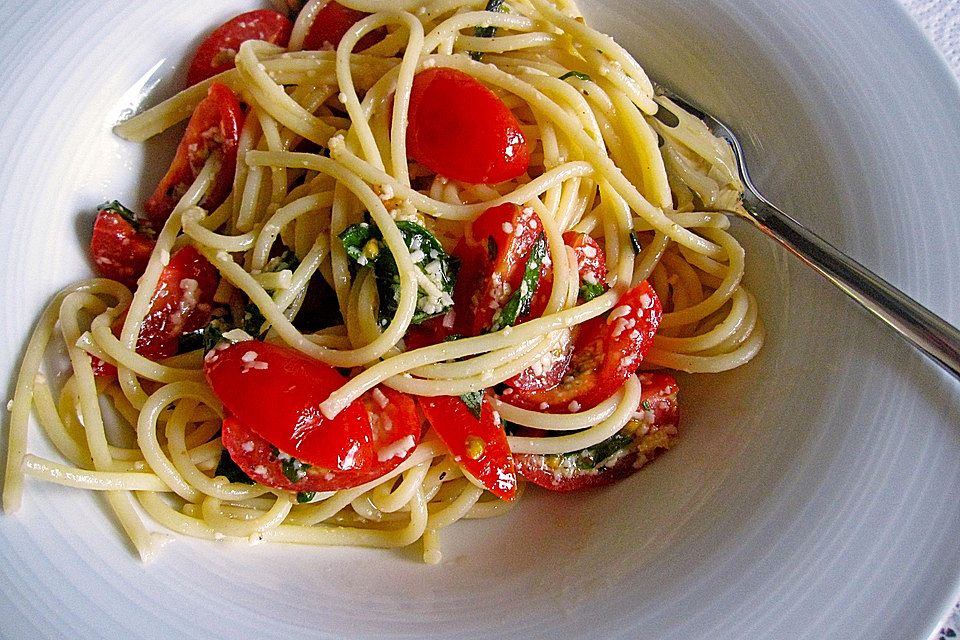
left=657, top=87, right=960, bottom=381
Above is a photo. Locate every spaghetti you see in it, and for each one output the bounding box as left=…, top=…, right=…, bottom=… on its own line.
left=3, top=0, right=763, bottom=563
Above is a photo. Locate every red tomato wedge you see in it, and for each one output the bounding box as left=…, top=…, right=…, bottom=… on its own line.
left=92, top=244, right=218, bottom=377
left=186, top=10, right=293, bottom=86
left=89, top=202, right=155, bottom=287
left=457, top=203, right=546, bottom=335
left=406, top=67, right=529, bottom=184
left=418, top=393, right=517, bottom=500
left=302, top=1, right=385, bottom=51
left=503, top=232, right=607, bottom=393
left=564, top=231, right=607, bottom=296
left=206, top=341, right=421, bottom=487
left=144, top=82, right=243, bottom=230
left=515, top=372, right=680, bottom=491
left=504, top=281, right=662, bottom=412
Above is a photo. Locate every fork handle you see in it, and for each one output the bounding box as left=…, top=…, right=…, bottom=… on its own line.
left=741, top=192, right=960, bottom=380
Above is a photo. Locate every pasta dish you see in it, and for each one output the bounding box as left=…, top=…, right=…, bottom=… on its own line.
left=2, top=0, right=763, bottom=563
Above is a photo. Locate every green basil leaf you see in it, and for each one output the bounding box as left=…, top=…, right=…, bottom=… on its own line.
left=341, top=221, right=458, bottom=326
left=490, top=232, right=547, bottom=332
left=559, top=71, right=592, bottom=82
left=460, top=390, right=484, bottom=419
left=215, top=450, right=255, bottom=485
left=98, top=200, right=154, bottom=236
left=580, top=282, right=606, bottom=302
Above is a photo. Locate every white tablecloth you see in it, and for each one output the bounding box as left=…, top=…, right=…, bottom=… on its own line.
left=898, top=1, right=960, bottom=636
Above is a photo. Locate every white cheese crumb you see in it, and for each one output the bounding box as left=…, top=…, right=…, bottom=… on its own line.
left=371, top=388, right=390, bottom=409
left=241, top=441, right=255, bottom=453
left=253, top=465, right=268, bottom=476
left=6, top=400, right=13, bottom=411
left=567, top=401, right=581, bottom=412
left=377, top=435, right=415, bottom=462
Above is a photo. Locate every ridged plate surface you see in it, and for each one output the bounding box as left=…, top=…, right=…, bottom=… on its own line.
left=0, top=1, right=958, bottom=639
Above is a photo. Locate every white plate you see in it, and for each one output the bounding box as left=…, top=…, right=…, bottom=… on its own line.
left=1, top=1, right=959, bottom=638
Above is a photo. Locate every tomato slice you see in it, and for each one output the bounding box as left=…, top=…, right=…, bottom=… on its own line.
left=89, top=202, right=155, bottom=287
left=406, top=67, right=529, bottom=184
left=220, top=385, right=421, bottom=492
left=205, top=341, right=422, bottom=487
left=514, top=372, right=679, bottom=491
left=455, top=203, right=546, bottom=335
left=144, top=82, right=243, bottom=230
left=503, top=232, right=607, bottom=392
left=504, top=281, right=662, bottom=412
left=302, top=1, right=385, bottom=51
left=92, top=244, right=218, bottom=377
left=418, top=393, right=517, bottom=500
left=186, top=10, right=293, bottom=86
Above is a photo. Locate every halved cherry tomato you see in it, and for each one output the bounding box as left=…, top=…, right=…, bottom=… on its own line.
left=92, top=244, right=218, bottom=377
left=504, top=281, right=662, bottom=412
left=89, top=202, right=155, bottom=287
left=503, top=328, right=574, bottom=393
left=564, top=231, right=607, bottom=298
left=144, top=82, right=243, bottom=229
left=302, top=1, right=385, bottom=51
left=220, top=385, right=420, bottom=492
left=503, top=232, right=607, bottom=392
left=206, top=341, right=421, bottom=486
left=406, top=67, right=529, bottom=184
left=137, top=244, right=219, bottom=361
left=514, top=372, right=679, bottom=491
left=186, top=10, right=293, bottom=86
left=456, top=203, right=546, bottom=335
left=418, top=393, right=517, bottom=500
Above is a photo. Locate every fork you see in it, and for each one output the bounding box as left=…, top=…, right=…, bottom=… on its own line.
left=658, top=87, right=960, bottom=381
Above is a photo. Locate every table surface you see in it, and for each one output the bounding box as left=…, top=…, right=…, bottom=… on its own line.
left=898, top=2, right=960, bottom=637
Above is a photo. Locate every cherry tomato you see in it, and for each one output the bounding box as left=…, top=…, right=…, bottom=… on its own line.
left=92, top=244, right=219, bottom=377
left=503, top=328, right=574, bottom=393
left=186, top=10, right=293, bottom=86
left=504, top=281, right=662, bottom=412
left=220, top=385, right=420, bottom=492
left=406, top=67, right=529, bottom=184
left=503, top=233, right=607, bottom=392
left=456, top=203, right=546, bottom=335
left=144, top=82, right=243, bottom=230
left=302, top=1, right=385, bottom=51
left=564, top=231, right=607, bottom=298
left=89, top=202, right=155, bottom=287
left=205, top=341, right=421, bottom=485
left=514, top=372, right=679, bottom=491
left=136, top=244, right=220, bottom=361
left=418, top=393, right=517, bottom=500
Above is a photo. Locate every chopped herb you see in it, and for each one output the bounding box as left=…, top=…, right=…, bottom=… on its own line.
left=559, top=71, right=591, bottom=82
left=272, top=446, right=312, bottom=483
left=339, top=221, right=459, bottom=325
left=244, top=250, right=301, bottom=337
left=579, top=281, right=606, bottom=302
left=180, top=314, right=233, bottom=353
left=242, top=305, right=267, bottom=338
left=98, top=200, right=155, bottom=236
left=296, top=491, right=316, bottom=503
left=629, top=230, right=643, bottom=254
left=641, top=400, right=652, bottom=411
left=490, top=232, right=546, bottom=332
left=215, top=450, right=255, bottom=484
left=460, top=390, right=485, bottom=419
left=470, top=0, right=507, bottom=60
left=572, top=430, right=635, bottom=471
